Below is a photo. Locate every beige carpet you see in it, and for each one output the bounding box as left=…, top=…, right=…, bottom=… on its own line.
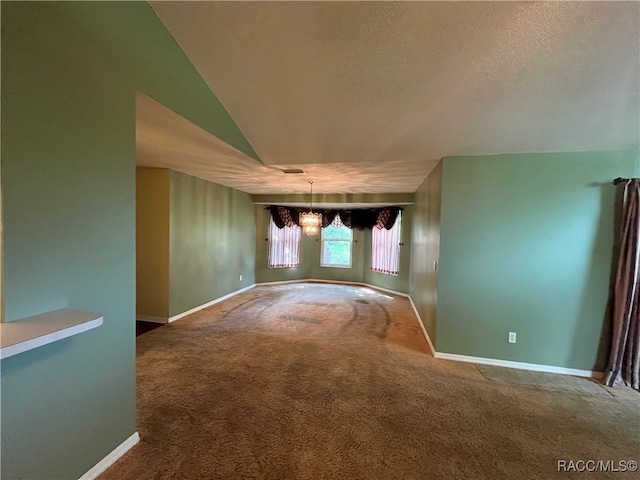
left=101, top=283, right=639, bottom=480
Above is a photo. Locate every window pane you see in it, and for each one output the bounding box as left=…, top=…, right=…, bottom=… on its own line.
left=322, top=240, right=351, bottom=266
left=321, top=223, right=352, bottom=267
left=323, top=224, right=352, bottom=240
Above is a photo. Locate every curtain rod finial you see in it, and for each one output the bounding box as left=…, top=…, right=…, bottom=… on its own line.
left=614, top=177, right=629, bottom=185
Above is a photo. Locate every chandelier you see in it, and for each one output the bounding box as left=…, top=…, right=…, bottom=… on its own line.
left=300, top=181, right=322, bottom=235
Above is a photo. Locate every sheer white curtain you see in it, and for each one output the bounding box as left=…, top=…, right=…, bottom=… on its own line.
left=371, top=212, right=402, bottom=275
left=268, top=217, right=301, bottom=268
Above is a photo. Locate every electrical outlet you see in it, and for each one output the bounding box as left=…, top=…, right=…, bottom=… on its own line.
left=508, top=332, right=517, bottom=343
left=239, top=274, right=242, bottom=281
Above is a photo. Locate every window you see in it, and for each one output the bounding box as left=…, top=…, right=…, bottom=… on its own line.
left=321, top=217, right=352, bottom=268
left=371, top=211, right=402, bottom=275
left=268, top=217, right=301, bottom=268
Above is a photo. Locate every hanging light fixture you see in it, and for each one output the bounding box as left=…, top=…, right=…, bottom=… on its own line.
left=300, top=181, right=322, bottom=235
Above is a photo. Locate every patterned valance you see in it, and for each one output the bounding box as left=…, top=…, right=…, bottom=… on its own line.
left=270, top=206, right=402, bottom=230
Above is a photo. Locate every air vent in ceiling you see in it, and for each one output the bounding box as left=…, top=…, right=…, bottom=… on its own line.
left=282, top=168, right=304, bottom=174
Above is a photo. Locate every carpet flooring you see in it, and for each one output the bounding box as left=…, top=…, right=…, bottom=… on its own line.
left=101, top=283, right=639, bottom=480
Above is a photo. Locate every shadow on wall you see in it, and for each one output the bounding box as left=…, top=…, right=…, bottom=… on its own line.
left=579, top=183, right=624, bottom=372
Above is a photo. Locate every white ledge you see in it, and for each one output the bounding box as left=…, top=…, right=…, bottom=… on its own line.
left=1, top=308, right=103, bottom=359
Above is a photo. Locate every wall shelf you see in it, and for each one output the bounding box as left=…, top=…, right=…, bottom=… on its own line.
left=1, top=309, right=103, bottom=360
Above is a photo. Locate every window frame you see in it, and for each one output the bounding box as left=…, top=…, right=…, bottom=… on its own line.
left=320, top=222, right=353, bottom=269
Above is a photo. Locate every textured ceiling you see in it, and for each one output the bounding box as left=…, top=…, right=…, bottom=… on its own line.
left=136, top=94, right=437, bottom=195
left=145, top=0, right=639, bottom=195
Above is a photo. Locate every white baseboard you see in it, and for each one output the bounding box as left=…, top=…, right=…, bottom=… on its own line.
left=257, top=278, right=410, bottom=297
left=168, top=284, right=256, bottom=323
left=434, top=352, right=604, bottom=379
left=308, top=278, right=366, bottom=287
left=135, top=315, right=167, bottom=324
left=79, top=431, right=140, bottom=480
left=407, top=295, right=436, bottom=356
left=254, top=279, right=307, bottom=287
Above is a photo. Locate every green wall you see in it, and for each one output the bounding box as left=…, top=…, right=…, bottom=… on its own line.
left=170, top=172, right=256, bottom=317
left=1, top=2, right=257, bottom=478
left=255, top=205, right=411, bottom=294
left=65, top=2, right=260, bottom=162
left=1, top=4, right=136, bottom=478
left=408, top=162, right=443, bottom=343
left=436, top=151, right=640, bottom=370
left=136, top=167, right=171, bottom=319
left=136, top=168, right=255, bottom=320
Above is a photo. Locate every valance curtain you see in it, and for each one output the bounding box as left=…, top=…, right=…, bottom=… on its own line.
left=270, top=206, right=401, bottom=230
left=605, top=178, right=639, bottom=390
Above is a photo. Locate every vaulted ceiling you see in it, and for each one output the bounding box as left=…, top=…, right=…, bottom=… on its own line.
left=137, top=1, right=639, bottom=195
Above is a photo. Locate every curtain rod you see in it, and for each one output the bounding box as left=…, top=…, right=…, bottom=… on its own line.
left=613, top=177, right=630, bottom=185
left=263, top=206, right=404, bottom=210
